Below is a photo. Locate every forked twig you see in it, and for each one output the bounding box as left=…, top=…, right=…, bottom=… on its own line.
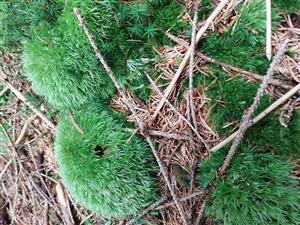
left=73, top=8, right=189, bottom=225
left=218, top=40, right=289, bottom=175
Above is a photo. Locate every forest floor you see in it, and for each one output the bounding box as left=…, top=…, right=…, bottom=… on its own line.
left=1, top=2, right=300, bottom=225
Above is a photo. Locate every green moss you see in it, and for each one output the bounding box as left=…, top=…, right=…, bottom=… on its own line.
left=205, top=68, right=270, bottom=136
left=198, top=146, right=300, bottom=225
left=202, top=0, right=280, bottom=74
left=273, top=0, right=300, bottom=13
left=0, top=0, right=62, bottom=50
left=54, top=110, right=159, bottom=218
left=23, top=0, right=127, bottom=111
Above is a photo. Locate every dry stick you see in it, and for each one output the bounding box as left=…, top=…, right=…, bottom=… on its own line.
left=0, top=159, right=13, bottom=181
left=69, top=112, right=84, bottom=135
left=189, top=1, right=200, bottom=130
left=210, top=82, right=300, bottom=153
left=218, top=40, right=289, bottom=175
left=0, top=77, right=56, bottom=130
left=148, top=130, right=192, bottom=141
left=154, top=191, right=203, bottom=211
left=14, top=114, right=37, bottom=146
left=187, top=2, right=201, bottom=221
left=73, top=8, right=189, bottom=225
left=146, top=73, right=210, bottom=150
left=153, top=0, right=229, bottom=120
left=266, top=0, right=272, bottom=60
left=166, top=33, right=296, bottom=92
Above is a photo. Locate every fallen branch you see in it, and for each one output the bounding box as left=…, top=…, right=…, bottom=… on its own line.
left=0, top=77, right=56, bottom=130
left=74, top=8, right=189, bottom=225
left=188, top=1, right=200, bottom=130
left=209, top=82, right=300, bottom=153
left=69, top=112, right=84, bottom=135
left=218, top=39, right=289, bottom=174
left=153, top=0, right=230, bottom=120
left=266, top=0, right=272, bottom=60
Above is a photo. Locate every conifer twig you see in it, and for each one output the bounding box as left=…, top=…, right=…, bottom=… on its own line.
left=209, top=82, right=300, bottom=153
left=146, top=73, right=209, bottom=150
left=218, top=39, right=289, bottom=175
left=188, top=1, right=200, bottom=130
left=152, top=0, right=230, bottom=120
left=73, top=8, right=189, bottom=225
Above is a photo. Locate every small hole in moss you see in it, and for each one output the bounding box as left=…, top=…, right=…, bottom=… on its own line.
left=94, top=145, right=107, bottom=158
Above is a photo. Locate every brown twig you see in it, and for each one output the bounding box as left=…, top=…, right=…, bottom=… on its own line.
left=188, top=1, right=200, bottom=130
left=126, top=197, right=168, bottom=225
left=218, top=39, right=289, bottom=175
left=14, top=114, right=37, bottom=146
left=73, top=8, right=189, bottom=225
left=69, top=112, right=84, bottom=135
left=153, top=0, right=230, bottom=120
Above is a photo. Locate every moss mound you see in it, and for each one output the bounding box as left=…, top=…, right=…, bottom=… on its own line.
left=23, top=0, right=128, bottom=111
left=198, top=146, right=300, bottom=225
left=0, top=0, right=62, bottom=50
left=54, top=110, right=159, bottom=218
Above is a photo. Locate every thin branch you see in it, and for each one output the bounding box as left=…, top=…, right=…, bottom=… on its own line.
left=14, top=114, right=37, bottom=146
left=146, top=73, right=210, bottom=150
left=189, top=1, right=200, bottom=131
left=209, top=82, right=300, bottom=153
left=148, top=130, right=192, bottom=141
left=0, top=77, right=56, bottom=130
left=219, top=40, right=289, bottom=175
left=126, top=197, right=168, bottom=225
left=69, top=112, right=84, bottom=135
left=152, top=0, right=230, bottom=120
left=154, top=191, right=203, bottom=211
left=73, top=8, right=189, bottom=225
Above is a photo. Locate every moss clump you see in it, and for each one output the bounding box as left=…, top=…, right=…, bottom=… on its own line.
left=198, top=146, right=300, bottom=225
left=23, top=0, right=128, bottom=111
left=273, top=0, right=300, bottom=13
left=54, top=110, right=159, bottom=218
left=0, top=0, right=62, bottom=50
left=202, top=0, right=280, bottom=74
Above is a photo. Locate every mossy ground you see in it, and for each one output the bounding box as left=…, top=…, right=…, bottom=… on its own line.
left=54, top=110, right=159, bottom=219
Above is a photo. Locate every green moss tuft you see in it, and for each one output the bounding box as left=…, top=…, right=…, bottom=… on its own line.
left=198, top=146, right=300, bottom=225
left=23, top=0, right=127, bottom=111
left=202, top=0, right=280, bottom=74
left=273, top=0, right=300, bottom=13
left=54, top=110, right=159, bottom=218
left=0, top=0, right=62, bottom=50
